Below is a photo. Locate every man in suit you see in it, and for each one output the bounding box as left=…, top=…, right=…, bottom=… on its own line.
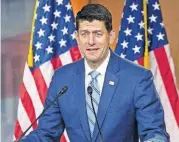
left=20, top=4, right=169, bottom=142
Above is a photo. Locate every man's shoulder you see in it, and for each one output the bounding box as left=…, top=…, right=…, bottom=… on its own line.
left=113, top=52, right=148, bottom=75
left=54, top=58, right=84, bottom=76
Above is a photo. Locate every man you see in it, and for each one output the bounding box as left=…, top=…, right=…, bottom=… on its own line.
left=19, top=4, right=169, bottom=142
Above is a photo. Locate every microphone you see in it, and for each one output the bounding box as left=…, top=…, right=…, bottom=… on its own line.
left=87, top=86, right=103, bottom=142
left=16, top=86, right=68, bottom=142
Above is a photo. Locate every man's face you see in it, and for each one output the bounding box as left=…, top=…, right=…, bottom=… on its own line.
left=76, top=20, right=115, bottom=64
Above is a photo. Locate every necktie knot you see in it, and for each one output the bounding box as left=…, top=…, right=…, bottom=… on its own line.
left=90, top=71, right=100, bottom=79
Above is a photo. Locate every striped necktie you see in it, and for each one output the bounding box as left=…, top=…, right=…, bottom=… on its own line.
left=86, top=71, right=100, bottom=137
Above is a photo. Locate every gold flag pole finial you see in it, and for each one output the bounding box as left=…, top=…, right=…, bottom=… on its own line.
left=28, top=0, right=38, bottom=67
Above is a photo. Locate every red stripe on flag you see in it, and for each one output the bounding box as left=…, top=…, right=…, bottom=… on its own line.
left=20, top=83, right=37, bottom=129
left=32, top=68, right=48, bottom=105
left=51, top=56, right=62, bottom=70
left=154, top=47, right=179, bottom=126
left=137, top=57, right=144, bottom=66
left=70, top=46, right=82, bottom=62
left=60, top=134, right=67, bottom=142
left=14, top=120, right=23, bottom=139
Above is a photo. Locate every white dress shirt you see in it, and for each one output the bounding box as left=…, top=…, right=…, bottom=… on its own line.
left=85, top=50, right=111, bottom=96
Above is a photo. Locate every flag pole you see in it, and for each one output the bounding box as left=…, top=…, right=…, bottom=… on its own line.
left=143, top=0, right=150, bottom=69
left=28, top=0, right=38, bottom=67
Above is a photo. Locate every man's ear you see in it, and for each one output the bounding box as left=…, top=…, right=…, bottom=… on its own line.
left=109, top=30, right=116, bottom=44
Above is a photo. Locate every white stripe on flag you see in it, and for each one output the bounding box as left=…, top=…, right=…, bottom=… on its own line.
left=150, top=51, right=179, bottom=142
left=64, top=129, right=70, bottom=142
left=23, top=63, right=44, bottom=118
left=60, top=51, right=73, bottom=66
left=40, top=61, right=55, bottom=88
left=17, top=99, right=33, bottom=135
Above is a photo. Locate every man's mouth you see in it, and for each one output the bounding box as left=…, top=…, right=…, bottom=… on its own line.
left=87, top=48, right=100, bottom=51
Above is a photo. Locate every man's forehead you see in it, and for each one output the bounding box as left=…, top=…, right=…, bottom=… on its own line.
left=78, top=20, right=106, bottom=30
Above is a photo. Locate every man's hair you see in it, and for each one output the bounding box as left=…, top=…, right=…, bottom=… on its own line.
left=76, top=4, right=112, bottom=32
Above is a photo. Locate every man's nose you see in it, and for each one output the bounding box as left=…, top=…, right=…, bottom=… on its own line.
left=88, top=34, right=95, bottom=46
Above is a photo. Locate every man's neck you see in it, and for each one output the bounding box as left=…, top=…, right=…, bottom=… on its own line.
left=86, top=50, right=110, bottom=70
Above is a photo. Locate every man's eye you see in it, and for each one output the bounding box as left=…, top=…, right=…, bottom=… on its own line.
left=81, top=33, right=88, bottom=36
left=95, top=33, right=102, bottom=36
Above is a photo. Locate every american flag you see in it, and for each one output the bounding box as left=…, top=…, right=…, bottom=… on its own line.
left=115, top=0, right=179, bottom=141
left=13, top=0, right=81, bottom=141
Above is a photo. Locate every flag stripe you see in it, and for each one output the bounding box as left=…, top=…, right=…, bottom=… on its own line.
left=40, top=61, right=55, bottom=88
left=137, top=57, right=144, bottom=66
left=17, top=99, right=33, bottom=133
left=14, top=120, right=23, bottom=140
left=23, top=63, right=44, bottom=119
left=59, top=51, right=73, bottom=66
left=32, top=68, right=48, bottom=105
left=154, top=46, right=179, bottom=126
left=20, top=83, right=37, bottom=129
left=60, top=134, right=67, bottom=142
left=64, top=130, right=70, bottom=142
left=70, top=46, right=82, bottom=62
left=150, top=50, right=179, bottom=142
left=164, top=45, right=179, bottom=92
left=51, top=56, right=62, bottom=71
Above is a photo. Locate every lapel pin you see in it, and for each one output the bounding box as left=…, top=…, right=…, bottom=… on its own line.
left=109, top=81, right=115, bottom=86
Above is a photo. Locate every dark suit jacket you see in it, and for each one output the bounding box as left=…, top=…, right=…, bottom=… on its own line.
left=22, top=51, right=169, bottom=142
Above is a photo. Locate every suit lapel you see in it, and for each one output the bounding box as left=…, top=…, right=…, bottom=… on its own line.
left=73, top=59, right=91, bottom=142
left=92, top=52, right=121, bottom=142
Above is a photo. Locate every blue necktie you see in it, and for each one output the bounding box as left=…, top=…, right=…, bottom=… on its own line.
left=86, top=71, right=100, bottom=137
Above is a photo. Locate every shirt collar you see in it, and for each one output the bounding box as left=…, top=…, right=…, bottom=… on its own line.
left=85, top=49, right=111, bottom=76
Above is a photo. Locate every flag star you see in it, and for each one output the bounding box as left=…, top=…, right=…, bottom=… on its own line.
left=160, top=22, right=164, bottom=28
left=45, top=46, right=53, bottom=54
left=48, top=34, right=55, bottom=42
left=130, top=3, right=138, bottom=11
left=56, top=0, right=63, bottom=5
left=156, top=32, right=165, bottom=41
left=39, top=16, right=47, bottom=25
left=64, top=14, right=71, bottom=23
left=65, top=2, right=72, bottom=10
left=127, top=15, right=135, bottom=24
left=124, top=27, right=132, bottom=36
left=152, top=2, right=160, bottom=10
left=37, top=28, right=45, bottom=37
left=34, top=54, right=40, bottom=62
left=53, top=10, right=61, bottom=18
left=120, top=53, right=126, bottom=58
left=71, top=32, right=76, bottom=40
left=35, top=42, right=42, bottom=50
left=149, top=14, right=157, bottom=23
left=51, top=22, right=58, bottom=30
left=43, top=4, right=50, bottom=12
left=132, top=45, right=141, bottom=54
left=148, top=27, right=153, bottom=34
left=138, top=21, right=144, bottom=29
left=135, top=33, right=143, bottom=41
left=61, top=27, right=68, bottom=35
left=59, top=39, right=67, bottom=47
left=121, top=40, right=129, bottom=49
